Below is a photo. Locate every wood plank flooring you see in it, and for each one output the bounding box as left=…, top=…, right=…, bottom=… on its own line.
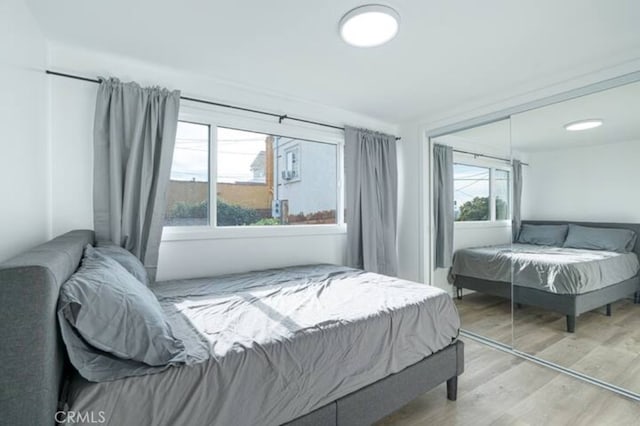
left=375, top=339, right=640, bottom=426
left=453, top=293, right=640, bottom=396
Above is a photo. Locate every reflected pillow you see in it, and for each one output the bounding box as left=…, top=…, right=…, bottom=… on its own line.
left=517, top=224, right=568, bottom=246
left=94, top=241, right=150, bottom=286
left=563, top=224, right=637, bottom=253
left=58, top=247, right=186, bottom=381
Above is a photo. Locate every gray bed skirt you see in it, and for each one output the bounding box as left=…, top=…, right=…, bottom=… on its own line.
left=454, top=274, right=640, bottom=332
left=285, top=340, right=464, bottom=426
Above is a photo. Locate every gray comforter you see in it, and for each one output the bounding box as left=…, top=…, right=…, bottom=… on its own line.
left=451, top=244, right=640, bottom=294
left=66, top=264, right=460, bottom=426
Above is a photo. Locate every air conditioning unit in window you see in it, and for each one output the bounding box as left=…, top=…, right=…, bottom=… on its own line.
left=281, top=170, right=297, bottom=180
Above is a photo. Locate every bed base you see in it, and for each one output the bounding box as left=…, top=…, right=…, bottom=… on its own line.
left=285, top=340, right=464, bottom=426
left=454, top=274, right=640, bottom=333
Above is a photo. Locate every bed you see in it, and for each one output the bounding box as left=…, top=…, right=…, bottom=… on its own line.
left=0, top=230, right=463, bottom=426
left=451, top=221, right=640, bottom=333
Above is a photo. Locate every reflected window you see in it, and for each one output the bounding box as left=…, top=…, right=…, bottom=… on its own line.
left=454, top=163, right=510, bottom=222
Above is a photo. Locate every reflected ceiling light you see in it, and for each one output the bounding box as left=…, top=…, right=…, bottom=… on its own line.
left=564, top=119, right=603, bottom=131
left=339, top=4, right=400, bottom=47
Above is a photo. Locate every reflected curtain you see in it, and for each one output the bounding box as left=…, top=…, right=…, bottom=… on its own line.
left=345, top=126, right=398, bottom=276
left=512, top=159, right=523, bottom=241
left=433, top=144, right=454, bottom=268
left=93, top=78, right=180, bottom=282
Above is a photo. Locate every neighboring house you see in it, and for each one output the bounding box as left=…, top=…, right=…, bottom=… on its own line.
left=272, top=136, right=337, bottom=218
left=249, top=151, right=266, bottom=182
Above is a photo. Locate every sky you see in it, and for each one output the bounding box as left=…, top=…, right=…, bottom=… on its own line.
left=453, top=164, right=509, bottom=208
left=170, top=123, right=268, bottom=183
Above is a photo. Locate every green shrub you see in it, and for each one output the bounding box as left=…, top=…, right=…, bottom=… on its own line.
left=168, top=199, right=262, bottom=226
left=168, top=200, right=208, bottom=218
left=251, top=217, right=281, bottom=226
left=216, top=199, right=260, bottom=226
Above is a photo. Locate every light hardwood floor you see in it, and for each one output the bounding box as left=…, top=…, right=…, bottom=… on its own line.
left=375, top=339, right=640, bottom=426
left=453, top=293, right=640, bottom=396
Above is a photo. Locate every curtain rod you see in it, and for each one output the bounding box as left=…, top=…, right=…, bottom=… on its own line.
left=45, top=70, right=401, bottom=140
left=453, top=148, right=529, bottom=166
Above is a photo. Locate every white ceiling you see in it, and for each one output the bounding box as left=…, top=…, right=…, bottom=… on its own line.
left=512, top=81, right=640, bottom=152
left=26, top=0, right=640, bottom=123
left=444, top=80, right=640, bottom=152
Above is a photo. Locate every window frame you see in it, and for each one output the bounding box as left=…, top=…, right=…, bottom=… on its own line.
left=162, top=105, right=346, bottom=242
left=453, top=155, right=512, bottom=229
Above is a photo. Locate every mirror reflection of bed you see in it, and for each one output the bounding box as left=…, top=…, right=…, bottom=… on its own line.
left=510, top=81, right=640, bottom=395
left=442, top=80, right=640, bottom=397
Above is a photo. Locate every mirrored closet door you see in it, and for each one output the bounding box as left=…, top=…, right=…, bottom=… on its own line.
left=511, top=80, right=640, bottom=396
left=432, top=118, right=513, bottom=346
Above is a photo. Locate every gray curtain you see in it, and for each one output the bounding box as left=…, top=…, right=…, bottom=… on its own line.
left=93, top=78, right=180, bottom=282
left=433, top=144, right=454, bottom=268
left=345, top=126, right=398, bottom=276
left=512, top=159, right=523, bottom=241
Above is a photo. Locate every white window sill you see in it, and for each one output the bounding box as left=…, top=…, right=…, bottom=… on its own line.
left=161, top=224, right=347, bottom=242
left=454, top=220, right=511, bottom=230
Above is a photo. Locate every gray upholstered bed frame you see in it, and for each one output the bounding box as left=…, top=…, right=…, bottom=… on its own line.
left=0, top=230, right=464, bottom=426
left=454, top=220, right=640, bottom=333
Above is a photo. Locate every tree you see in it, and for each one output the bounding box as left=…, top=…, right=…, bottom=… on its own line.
left=458, top=196, right=508, bottom=221
left=458, top=197, right=489, bottom=221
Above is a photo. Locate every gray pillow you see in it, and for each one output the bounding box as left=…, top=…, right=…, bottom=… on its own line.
left=563, top=224, right=637, bottom=253
left=58, top=246, right=185, bottom=380
left=94, top=241, right=150, bottom=286
left=517, top=224, right=568, bottom=246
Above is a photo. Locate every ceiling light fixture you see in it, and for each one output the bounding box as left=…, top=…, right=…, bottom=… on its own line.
left=564, top=119, right=603, bottom=131
left=339, top=4, right=400, bottom=47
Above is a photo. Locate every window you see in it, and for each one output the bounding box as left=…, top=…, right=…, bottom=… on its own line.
left=282, top=146, right=300, bottom=181
left=164, top=121, right=210, bottom=226
left=453, top=163, right=510, bottom=222
left=165, top=120, right=341, bottom=230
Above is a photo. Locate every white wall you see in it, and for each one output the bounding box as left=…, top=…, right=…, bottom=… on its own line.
left=47, top=43, right=397, bottom=281
left=50, top=76, right=95, bottom=236
left=0, top=0, right=49, bottom=262
left=395, top=122, right=424, bottom=282
left=159, top=233, right=346, bottom=281
left=522, top=139, right=640, bottom=223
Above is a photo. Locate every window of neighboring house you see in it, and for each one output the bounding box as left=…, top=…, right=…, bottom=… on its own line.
left=453, top=163, right=510, bottom=222
left=282, top=145, right=300, bottom=181
left=164, top=121, right=210, bottom=226
left=165, top=120, right=341, bottom=229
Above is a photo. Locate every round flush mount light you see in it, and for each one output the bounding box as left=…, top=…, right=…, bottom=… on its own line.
left=564, top=119, right=603, bottom=131
left=339, top=4, right=400, bottom=47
